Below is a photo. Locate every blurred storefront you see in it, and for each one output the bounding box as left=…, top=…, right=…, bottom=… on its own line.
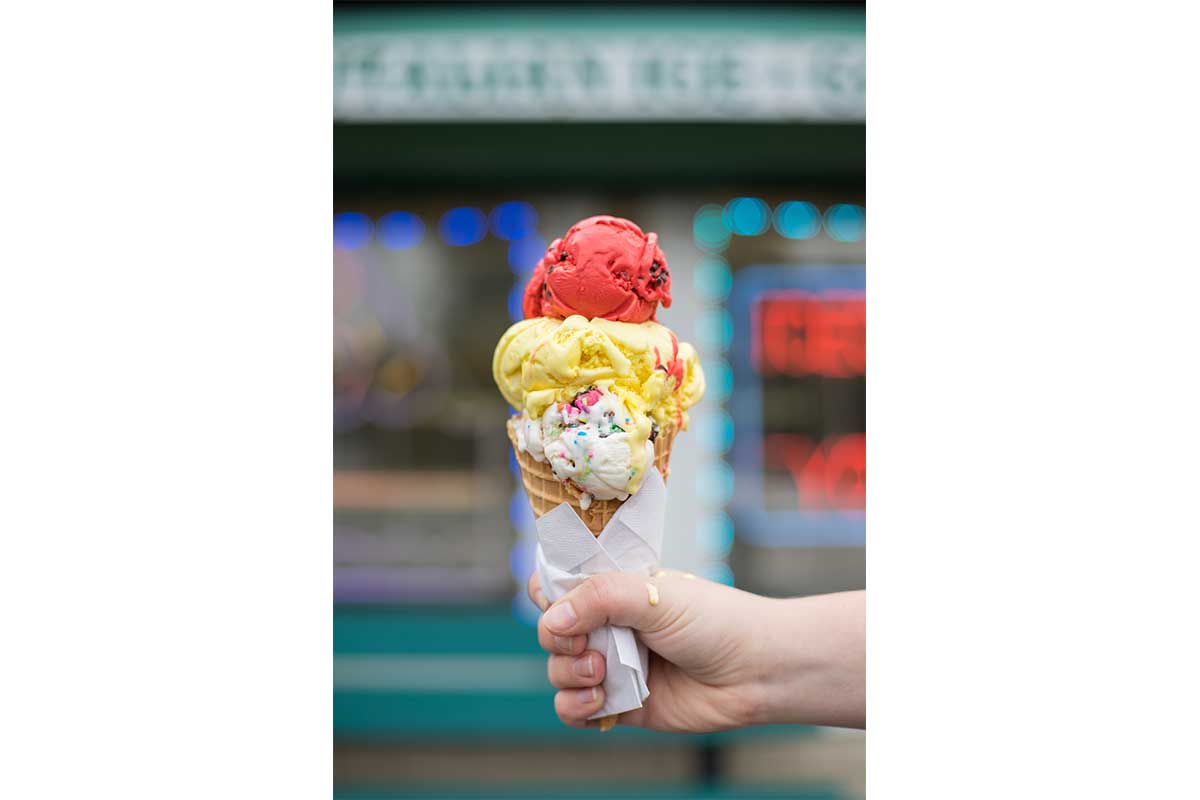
left=333, top=4, right=865, bottom=798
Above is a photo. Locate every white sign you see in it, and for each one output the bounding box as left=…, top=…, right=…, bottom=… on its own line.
left=334, top=32, right=864, bottom=122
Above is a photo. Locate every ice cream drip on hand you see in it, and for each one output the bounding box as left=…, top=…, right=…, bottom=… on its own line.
left=536, top=387, right=652, bottom=507
left=522, top=215, right=671, bottom=324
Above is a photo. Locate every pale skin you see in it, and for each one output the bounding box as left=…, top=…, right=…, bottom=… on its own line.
left=528, top=570, right=865, bottom=732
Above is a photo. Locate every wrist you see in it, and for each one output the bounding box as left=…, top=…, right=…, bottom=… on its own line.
left=745, top=596, right=805, bottom=727
left=747, top=592, right=866, bottom=729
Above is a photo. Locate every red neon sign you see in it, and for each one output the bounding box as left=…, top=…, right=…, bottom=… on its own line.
left=763, top=433, right=865, bottom=511
left=752, top=291, right=865, bottom=378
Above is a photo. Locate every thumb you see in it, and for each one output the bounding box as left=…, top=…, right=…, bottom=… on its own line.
left=541, top=571, right=687, bottom=638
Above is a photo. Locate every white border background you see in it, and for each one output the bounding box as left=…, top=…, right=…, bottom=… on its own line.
left=5, top=1, right=330, bottom=796
left=4, top=1, right=1199, bottom=797
left=869, top=1, right=1199, bottom=796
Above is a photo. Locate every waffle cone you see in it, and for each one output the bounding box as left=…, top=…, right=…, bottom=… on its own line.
left=507, top=417, right=677, bottom=537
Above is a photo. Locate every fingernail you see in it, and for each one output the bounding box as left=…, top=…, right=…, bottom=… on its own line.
left=544, top=601, right=578, bottom=632
left=577, top=687, right=598, bottom=704
left=572, top=655, right=594, bottom=678
left=554, top=635, right=576, bottom=652
left=534, top=590, right=549, bottom=612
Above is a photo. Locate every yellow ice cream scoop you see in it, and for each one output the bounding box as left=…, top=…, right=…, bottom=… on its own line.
left=493, top=314, right=705, bottom=430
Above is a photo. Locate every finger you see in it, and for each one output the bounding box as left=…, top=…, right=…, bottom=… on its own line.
left=554, top=686, right=606, bottom=727
left=546, top=651, right=606, bottom=689
left=537, top=617, right=587, bottom=656
left=541, top=571, right=688, bottom=638
left=527, top=571, right=548, bottom=612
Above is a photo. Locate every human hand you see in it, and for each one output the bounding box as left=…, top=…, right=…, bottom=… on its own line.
left=528, top=569, right=767, bottom=732
left=528, top=570, right=865, bottom=732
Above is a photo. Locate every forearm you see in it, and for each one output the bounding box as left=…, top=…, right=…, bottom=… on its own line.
left=750, top=590, right=866, bottom=729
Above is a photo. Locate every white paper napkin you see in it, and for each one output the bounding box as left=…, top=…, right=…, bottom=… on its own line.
left=534, top=467, right=666, bottom=720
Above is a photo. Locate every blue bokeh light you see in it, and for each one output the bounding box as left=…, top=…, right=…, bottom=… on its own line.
left=507, top=281, right=526, bottom=322
left=694, top=256, right=733, bottom=302
left=696, top=513, right=736, bottom=560
left=512, top=591, right=541, bottom=627
left=701, top=562, right=735, bottom=586
left=509, top=539, right=536, bottom=584
left=508, top=449, right=521, bottom=480
left=696, top=309, right=734, bottom=353
left=824, top=204, right=866, bottom=242
left=696, top=461, right=735, bottom=506
left=773, top=201, right=822, bottom=240
left=438, top=207, right=488, bottom=246
left=692, top=204, right=730, bottom=252
left=490, top=202, right=539, bottom=241
left=509, top=488, right=536, bottom=533
left=693, top=411, right=734, bottom=454
left=723, top=197, right=771, bottom=236
left=508, top=235, right=547, bottom=276
left=377, top=211, right=424, bottom=250
left=702, top=359, right=734, bottom=402
left=334, top=212, right=372, bottom=250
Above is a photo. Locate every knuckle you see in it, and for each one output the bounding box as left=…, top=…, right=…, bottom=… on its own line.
left=584, top=573, right=621, bottom=619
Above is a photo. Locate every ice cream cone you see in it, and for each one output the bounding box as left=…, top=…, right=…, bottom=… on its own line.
left=510, top=416, right=675, bottom=734
left=508, top=417, right=677, bottom=537
left=497, top=215, right=705, bottom=736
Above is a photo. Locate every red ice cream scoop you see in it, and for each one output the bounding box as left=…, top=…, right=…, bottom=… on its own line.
left=522, top=215, right=671, bottom=323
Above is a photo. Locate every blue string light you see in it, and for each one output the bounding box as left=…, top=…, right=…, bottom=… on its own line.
left=702, top=360, right=734, bottom=402
left=507, top=235, right=547, bottom=276
left=438, top=207, right=488, bottom=246
left=690, top=201, right=746, bottom=592
left=696, top=461, right=735, bottom=506
left=723, top=197, right=771, bottom=236
left=507, top=281, right=525, bottom=322
left=693, top=409, right=735, bottom=454
left=509, top=539, right=536, bottom=584
left=692, top=204, right=730, bottom=252
left=773, top=201, right=822, bottom=240
left=824, top=204, right=866, bottom=242
left=333, top=212, right=372, bottom=250
left=696, top=513, right=736, bottom=560
left=377, top=211, right=424, bottom=250
left=490, top=202, right=538, bottom=241
left=714, top=410, right=735, bottom=454
left=512, top=591, right=541, bottom=626
left=701, top=562, right=735, bottom=586
left=509, top=488, right=535, bottom=533
left=694, top=256, right=733, bottom=302
left=696, top=309, right=734, bottom=353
